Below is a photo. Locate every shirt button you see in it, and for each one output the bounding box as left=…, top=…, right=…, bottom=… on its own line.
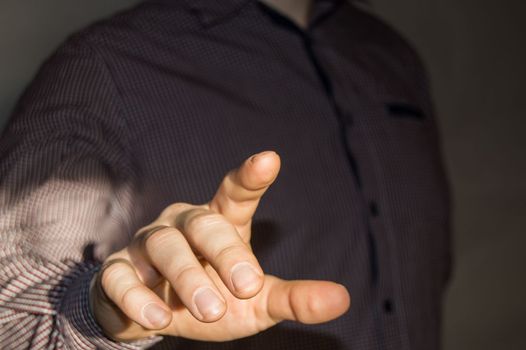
left=383, top=299, right=394, bottom=314
left=369, top=201, right=379, bottom=217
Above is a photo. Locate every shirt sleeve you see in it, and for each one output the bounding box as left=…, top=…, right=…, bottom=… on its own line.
left=0, top=33, right=162, bottom=349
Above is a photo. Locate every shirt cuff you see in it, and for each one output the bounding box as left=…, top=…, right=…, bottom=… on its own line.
left=59, top=264, right=163, bottom=349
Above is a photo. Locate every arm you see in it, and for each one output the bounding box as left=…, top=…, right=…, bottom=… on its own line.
left=0, top=33, right=161, bottom=349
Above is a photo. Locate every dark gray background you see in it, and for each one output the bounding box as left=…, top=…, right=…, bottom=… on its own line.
left=1, top=1, right=524, bottom=349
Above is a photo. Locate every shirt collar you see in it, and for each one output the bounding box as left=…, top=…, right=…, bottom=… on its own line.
left=179, top=0, right=345, bottom=27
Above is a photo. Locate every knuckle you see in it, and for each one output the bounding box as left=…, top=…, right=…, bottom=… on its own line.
left=101, top=263, right=125, bottom=288
left=120, top=284, right=144, bottom=308
left=213, top=243, right=248, bottom=263
left=306, top=293, right=323, bottom=316
left=171, top=264, right=202, bottom=286
left=160, top=202, right=192, bottom=218
left=144, top=227, right=179, bottom=249
left=185, top=211, right=225, bottom=233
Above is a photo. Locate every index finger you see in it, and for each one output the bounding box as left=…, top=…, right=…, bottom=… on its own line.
left=208, top=151, right=280, bottom=227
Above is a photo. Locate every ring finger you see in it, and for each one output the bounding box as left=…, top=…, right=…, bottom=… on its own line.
left=141, top=225, right=227, bottom=322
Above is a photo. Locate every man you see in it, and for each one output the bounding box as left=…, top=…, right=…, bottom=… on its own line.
left=0, top=0, right=451, bottom=349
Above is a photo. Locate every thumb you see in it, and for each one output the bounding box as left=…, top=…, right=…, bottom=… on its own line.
left=209, top=151, right=280, bottom=228
left=265, top=276, right=351, bottom=324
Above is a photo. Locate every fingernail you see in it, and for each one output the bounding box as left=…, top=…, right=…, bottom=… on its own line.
left=251, top=151, right=275, bottom=162
left=142, top=303, right=170, bottom=328
left=193, top=287, right=224, bottom=321
left=231, top=262, right=261, bottom=293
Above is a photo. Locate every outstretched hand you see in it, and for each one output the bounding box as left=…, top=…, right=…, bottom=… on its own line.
left=90, top=151, right=351, bottom=341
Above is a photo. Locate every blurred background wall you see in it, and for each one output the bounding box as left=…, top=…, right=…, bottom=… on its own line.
left=0, top=1, right=524, bottom=349
left=371, top=1, right=526, bottom=349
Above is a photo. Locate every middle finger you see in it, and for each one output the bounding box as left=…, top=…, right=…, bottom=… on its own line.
left=177, top=208, right=264, bottom=299
left=142, top=226, right=227, bottom=322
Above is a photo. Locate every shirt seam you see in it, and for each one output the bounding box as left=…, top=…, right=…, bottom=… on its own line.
left=80, top=37, right=137, bottom=172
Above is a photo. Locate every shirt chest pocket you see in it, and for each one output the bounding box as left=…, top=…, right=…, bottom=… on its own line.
left=385, top=101, right=426, bottom=120
left=363, top=97, right=450, bottom=224
left=376, top=99, right=451, bottom=287
left=382, top=100, right=434, bottom=165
